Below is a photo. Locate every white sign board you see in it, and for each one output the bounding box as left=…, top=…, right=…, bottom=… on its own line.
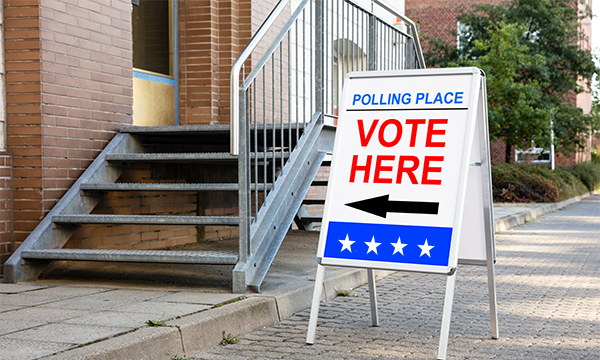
left=317, top=68, right=484, bottom=274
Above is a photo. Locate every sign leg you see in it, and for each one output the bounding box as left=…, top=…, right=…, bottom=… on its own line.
left=367, top=268, right=379, bottom=326
left=479, top=74, right=499, bottom=339
left=487, top=257, right=499, bottom=339
left=306, top=264, right=326, bottom=344
left=437, top=271, right=457, bottom=360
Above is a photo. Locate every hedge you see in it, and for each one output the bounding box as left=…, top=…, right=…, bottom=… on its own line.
left=492, top=162, right=598, bottom=203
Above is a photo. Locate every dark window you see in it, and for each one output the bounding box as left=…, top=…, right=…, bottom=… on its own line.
left=132, top=0, right=171, bottom=76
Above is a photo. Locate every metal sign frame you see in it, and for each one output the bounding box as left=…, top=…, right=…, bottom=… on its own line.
left=306, top=68, right=498, bottom=360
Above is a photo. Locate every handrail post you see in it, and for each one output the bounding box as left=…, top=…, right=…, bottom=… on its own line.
left=315, top=0, right=324, bottom=117
left=368, top=13, right=378, bottom=71
left=238, top=87, right=250, bottom=265
left=407, top=37, right=415, bottom=69
left=234, top=86, right=250, bottom=294
left=238, top=89, right=252, bottom=263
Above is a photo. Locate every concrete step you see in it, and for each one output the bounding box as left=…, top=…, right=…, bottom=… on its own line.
left=52, top=215, right=239, bottom=226
left=105, top=152, right=290, bottom=163
left=119, top=124, right=306, bottom=150
left=80, top=182, right=273, bottom=192
left=296, top=215, right=322, bottom=223
left=21, top=249, right=238, bottom=264
left=311, top=180, right=328, bottom=186
left=119, top=123, right=306, bottom=135
left=302, top=198, right=326, bottom=205
left=120, top=124, right=232, bottom=135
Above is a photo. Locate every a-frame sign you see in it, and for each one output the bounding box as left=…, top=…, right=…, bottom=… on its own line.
left=306, top=67, right=498, bottom=360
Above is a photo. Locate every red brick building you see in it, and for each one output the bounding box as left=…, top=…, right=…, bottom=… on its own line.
left=405, top=0, right=595, bottom=166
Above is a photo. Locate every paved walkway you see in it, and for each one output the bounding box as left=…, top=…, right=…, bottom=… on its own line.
left=192, top=195, right=600, bottom=359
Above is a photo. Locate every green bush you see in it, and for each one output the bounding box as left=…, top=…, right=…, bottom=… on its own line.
left=567, top=162, right=600, bottom=191
left=592, top=151, right=600, bottom=165
left=552, top=167, right=589, bottom=200
left=492, top=163, right=590, bottom=203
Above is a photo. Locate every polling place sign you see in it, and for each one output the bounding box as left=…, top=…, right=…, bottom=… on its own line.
left=317, top=68, right=482, bottom=274
left=309, top=68, right=498, bottom=359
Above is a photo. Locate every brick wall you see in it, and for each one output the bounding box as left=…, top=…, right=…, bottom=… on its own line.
left=0, top=154, right=12, bottom=276
left=39, top=0, right=133, bottom=213
left=1, top=0, right=134, bottom=269
left=178, top=0, right=220, bottom=125
left=490, top=139, right=510, bottom=165
left=178, top=0, right=288, bottom=126
left=216, top=0, right=240, bottom=125
left=177, top=0, right=242, bottom=241
left=405, top=0, right=504, bottom=51
left=4, top=0, right=43, bottom=252
left=576, top=0, right=592, bottom=116
left=178, top=0, right=245, bottom=125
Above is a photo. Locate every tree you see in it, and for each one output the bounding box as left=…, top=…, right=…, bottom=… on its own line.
left=424, top=0, right=599, bottom=163
left=469, top=21, right=549, bottom=162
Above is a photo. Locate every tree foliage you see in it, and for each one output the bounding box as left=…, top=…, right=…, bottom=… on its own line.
left=424, top=0, right=599, bottom=162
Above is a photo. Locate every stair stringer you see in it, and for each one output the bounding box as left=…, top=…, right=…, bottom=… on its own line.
left=4, top=133, right=140, bottom=283
left=233, top=117, right=336, bottom=293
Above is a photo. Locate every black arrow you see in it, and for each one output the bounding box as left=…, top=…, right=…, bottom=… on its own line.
left=345, top=195, right=439, bottom=218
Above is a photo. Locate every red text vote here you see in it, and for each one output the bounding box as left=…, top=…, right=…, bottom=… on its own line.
left=349, top=118, right=448, bottom=185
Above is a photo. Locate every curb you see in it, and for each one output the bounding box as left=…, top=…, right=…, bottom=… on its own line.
left=42, top=268, right=393, bottom=359
left=42, top=297, right=279, bottom=360
left=493, top=192, right=593, bottom=232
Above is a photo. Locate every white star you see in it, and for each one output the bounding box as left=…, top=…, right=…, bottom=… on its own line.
left=391, top=237, right=407, bottom=255
left=339, top=234, right=355, bottom=252
left=365, top=236, right=381, bottom=255
left=418, top=239, right=434, bottom=258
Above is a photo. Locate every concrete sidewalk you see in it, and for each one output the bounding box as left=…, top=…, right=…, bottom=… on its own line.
left=0, top=193, right=593, bottom=360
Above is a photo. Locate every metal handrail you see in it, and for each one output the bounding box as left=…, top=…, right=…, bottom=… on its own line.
left=230, top=0, right=303, bottom=155
left=230, top=0, right=424, bottom=155
left=240, top=0, right=310, bottom=91
left=227, top=0, right=425, bottom=292
left=373, top=0, right=425, bottom=68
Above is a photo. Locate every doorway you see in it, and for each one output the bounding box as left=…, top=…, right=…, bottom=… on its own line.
left=132, top=0, right=178, bottom=126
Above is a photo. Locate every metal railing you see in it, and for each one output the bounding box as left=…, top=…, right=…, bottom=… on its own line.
left=230, top=0, right=425, bottom=263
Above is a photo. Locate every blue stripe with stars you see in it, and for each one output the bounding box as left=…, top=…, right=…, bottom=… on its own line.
left=323, top=221, right=453, bottom=267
